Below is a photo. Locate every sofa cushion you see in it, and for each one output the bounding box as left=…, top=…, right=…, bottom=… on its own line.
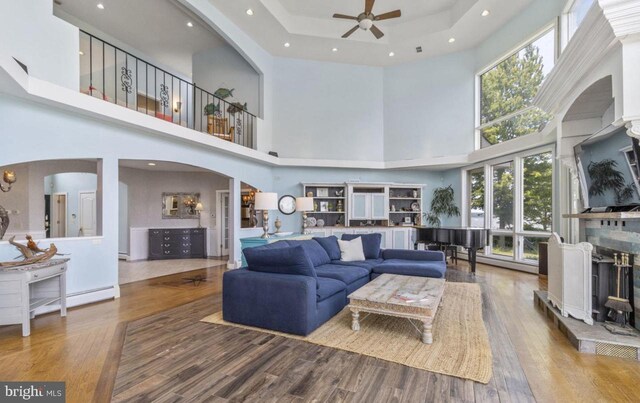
left=315, top=264, right=369, bottom=285
left=313, top=236, right=341, bottom=260
left=316, top=277, right=347, bottom=302
left=332, top=258, right=383, bottom=273
left=245, top=245, right=318, bottom=280
left=342, top=233, right=382, bottom=259
left=286, top=240, right=331, bottom=267
left=338, top=237, right=366, bottom=262
left=382, top=249, right=445, bottom=262
left=252, top=240, right=291, bottom=251
left=372, top=259, right=446, bottom=279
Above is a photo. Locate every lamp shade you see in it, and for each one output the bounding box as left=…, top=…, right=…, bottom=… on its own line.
left=295, top=197, right=314, bottom=212
left=194, top=202, right=204, bottom=212
left=254, top=192, right=278, bottom=210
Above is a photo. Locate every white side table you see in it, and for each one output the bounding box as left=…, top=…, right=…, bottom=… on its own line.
left=0, top=259, right=69, bottom=336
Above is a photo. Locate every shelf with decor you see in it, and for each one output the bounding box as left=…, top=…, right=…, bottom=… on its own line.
left=302, top=183, right=347, bottom=227
left=388, top=186, right=422, bottom=227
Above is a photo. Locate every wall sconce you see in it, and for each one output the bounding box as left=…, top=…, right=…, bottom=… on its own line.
left=174, top=101, right=182, bottom=113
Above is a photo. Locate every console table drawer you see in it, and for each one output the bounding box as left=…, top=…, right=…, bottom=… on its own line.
left=149, top=228, right=207, bottom=260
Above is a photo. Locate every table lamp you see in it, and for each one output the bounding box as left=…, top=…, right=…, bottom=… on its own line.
left=295, top=197, right=314, bottom=234
left=254, top=192, right=278, bottom=238
left=195, top=202, right=204, bottom=228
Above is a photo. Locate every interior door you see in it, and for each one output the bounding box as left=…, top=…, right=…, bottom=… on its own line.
left=218, top=192, right=230, bottom=256
left=51, top=193, right=67, bottom=238
left=79, top=191, right=97, bottom=236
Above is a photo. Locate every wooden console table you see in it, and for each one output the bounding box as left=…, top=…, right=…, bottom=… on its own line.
left=0, top=259, right=68, bottom=336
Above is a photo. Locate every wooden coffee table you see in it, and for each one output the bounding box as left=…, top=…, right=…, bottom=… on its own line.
left=348, top=274, right=445, bottom=344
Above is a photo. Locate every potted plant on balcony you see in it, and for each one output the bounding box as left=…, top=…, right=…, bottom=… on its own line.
left=424, top=185, right=460, bottom=227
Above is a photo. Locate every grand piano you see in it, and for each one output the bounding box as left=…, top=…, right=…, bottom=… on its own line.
left=414, top=227, right=490, bottom=274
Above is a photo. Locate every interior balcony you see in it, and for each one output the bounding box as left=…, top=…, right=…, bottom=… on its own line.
left=56, top=0, right=261, bottom=150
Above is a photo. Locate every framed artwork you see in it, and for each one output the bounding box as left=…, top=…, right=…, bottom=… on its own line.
left=403, top=216, right=412, bottom=223
left=320, top=201, right=329, bottom=212
left=317, top=188, right=329, bottom=197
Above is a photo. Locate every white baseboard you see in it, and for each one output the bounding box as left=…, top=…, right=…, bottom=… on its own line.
left=227, top=260, right=241, bottom=270
left=457, top=251, right=539, bottom=274
left=33, top=286, right=119, bottom=316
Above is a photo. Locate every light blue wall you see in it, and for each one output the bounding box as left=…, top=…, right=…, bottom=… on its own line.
left=383, top=51, right=476, bottom=161
left=271, top=166, right=462, bottom=231
left=0, top=94, right=273, bottom=295
left=271, top=58, right=385, bottom=161
left=193, top=45, right=261, bottom=116
left=579, top=130, right=640, bottom=206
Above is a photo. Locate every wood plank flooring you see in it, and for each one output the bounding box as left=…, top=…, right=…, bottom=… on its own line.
left=1, top=262, right=640, bottom=402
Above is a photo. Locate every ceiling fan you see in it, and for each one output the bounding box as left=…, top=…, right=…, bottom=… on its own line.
left=333, top=0, right=401, bottom=39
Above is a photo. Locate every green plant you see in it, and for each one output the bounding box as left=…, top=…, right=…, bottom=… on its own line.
left=424, top=185, right=460, bottom=227
left=587, top=159, right=635, bottom=204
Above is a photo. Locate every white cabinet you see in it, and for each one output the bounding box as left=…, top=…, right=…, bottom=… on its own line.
left=350, top=193, right=388, bottom=221
left=351, top=193, right=369, bottom=219
left=392, top=229, right=412, bottom=249
left=547, top=233, right=593, bottom=325
left=331, top=228, right=354, bottom=238
left=371, top=194, right=387, bottom=219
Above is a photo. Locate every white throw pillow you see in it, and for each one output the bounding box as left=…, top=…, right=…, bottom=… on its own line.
left=338, top=237, right=366, bottom=262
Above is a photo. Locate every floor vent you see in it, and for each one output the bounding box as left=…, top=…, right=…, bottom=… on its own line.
left=595, top=342, right=637, bottom=359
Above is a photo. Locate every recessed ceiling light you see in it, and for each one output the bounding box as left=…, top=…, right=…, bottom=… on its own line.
left=388, top=52, right=395, bottom=57
left=96, top=3, right=104, bottom=9
left=187, top=21, right=193, bottom=27
left=448, top=37, right=456, bottom=43
left=481, top=10, right=490, bottom=17
left=246, top=9, right=254, bottom=16
left=148, top=162, right=156, bottom=166
left=79, top=51, right=84, bottom=56
left=332, top=48, right=338, bottom=52
left=284, top=42, right=290, bottom=48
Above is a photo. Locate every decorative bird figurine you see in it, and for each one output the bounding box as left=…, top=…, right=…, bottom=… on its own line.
left=26, top=235, right=47, bottom=253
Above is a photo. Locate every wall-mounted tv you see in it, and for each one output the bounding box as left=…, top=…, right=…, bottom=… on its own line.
left=574, top=127, right=640, bottom=208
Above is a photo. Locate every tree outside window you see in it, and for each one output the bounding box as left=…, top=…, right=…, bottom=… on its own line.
left=479, top=29, right=555, bottom=147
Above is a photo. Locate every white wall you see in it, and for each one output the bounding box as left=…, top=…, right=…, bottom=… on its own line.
left=271, top=57, right=385, bottom=161
left=47, top=172, right=98, bottom=238
left=0, top=0, right=79, bottom=90
left=193, top=45, right=261, bottom=116
left=119, top=166, right=228, bottom=229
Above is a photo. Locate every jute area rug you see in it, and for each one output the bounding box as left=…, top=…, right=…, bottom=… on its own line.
left=202, top=282, right=492, bottom=384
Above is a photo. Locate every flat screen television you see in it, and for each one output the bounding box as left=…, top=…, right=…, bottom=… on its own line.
left=574, top=127, right=640, bottom=209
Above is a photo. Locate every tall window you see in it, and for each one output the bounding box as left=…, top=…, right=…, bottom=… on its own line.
left=464, top=149, right=554, bottom=265
left=567, top=0, right=595, bottom=39
left=468, top=168, right=485, bottom=227
left=477, top=28, right=556, bottom=148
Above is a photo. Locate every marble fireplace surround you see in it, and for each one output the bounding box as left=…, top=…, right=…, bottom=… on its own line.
left=564, top=212, right=640, bottom=330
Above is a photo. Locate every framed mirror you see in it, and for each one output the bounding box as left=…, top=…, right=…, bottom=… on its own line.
left=278, top=195, right=296, bottom=215
left=162, top=192, right=200, bottom=219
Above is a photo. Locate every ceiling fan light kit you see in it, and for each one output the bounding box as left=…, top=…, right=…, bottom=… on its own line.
left=333, top=0, right=401, bottom=40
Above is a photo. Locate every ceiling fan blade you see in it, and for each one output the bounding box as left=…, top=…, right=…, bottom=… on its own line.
left=370, top=24, right=384, bottom=39
left=342, top=25, right=360, bottom=38
left=365, top=0, right=375, bottom=14
left=374, top=10, right=401, bottom=21
left=333, top=13, right=358, bottom=20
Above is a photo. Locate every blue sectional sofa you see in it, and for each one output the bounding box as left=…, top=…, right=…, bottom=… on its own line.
left=223, top=234, right=446, bottom=336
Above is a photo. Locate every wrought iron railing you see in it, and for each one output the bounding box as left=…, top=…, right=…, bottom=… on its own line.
left=79, top=30, right=256, bottom=149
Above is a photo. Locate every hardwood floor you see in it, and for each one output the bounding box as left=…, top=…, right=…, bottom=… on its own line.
left=1, top=262, right=639, bottom=402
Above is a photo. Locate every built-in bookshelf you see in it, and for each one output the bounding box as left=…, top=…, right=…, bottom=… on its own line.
left=388, top=186, right=422, bottom=227
left=302, top=183, right=347, bottom=227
